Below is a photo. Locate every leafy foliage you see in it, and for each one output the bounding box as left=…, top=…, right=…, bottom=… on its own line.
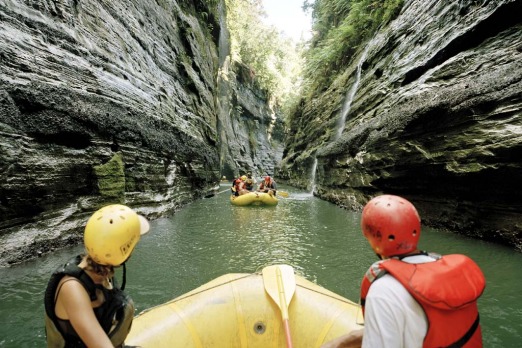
left=223, top=0, right=402, bottom=121
left=225, top=0, right=305, bottom=108
left=302, top=0, right=404, bottom=98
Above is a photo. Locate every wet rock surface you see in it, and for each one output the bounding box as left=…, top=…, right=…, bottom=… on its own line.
left=280, top=0, right=522, bottom=251
left=0, top=0, right=282, bottom=266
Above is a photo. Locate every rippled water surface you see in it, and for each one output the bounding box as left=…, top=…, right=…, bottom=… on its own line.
left=1, top=184, right=521, bottom=347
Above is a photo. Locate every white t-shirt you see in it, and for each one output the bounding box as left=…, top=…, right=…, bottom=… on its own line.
left=362, top=255, right=435, bottom=348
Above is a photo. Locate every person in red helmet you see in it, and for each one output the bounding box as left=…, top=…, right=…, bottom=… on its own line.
left=322, top=194, right=485, bottom=348
left=257, top=175, right=277, bottom=196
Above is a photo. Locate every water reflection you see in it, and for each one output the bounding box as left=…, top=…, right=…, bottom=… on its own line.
left=0, top=184, right=521, bottom=347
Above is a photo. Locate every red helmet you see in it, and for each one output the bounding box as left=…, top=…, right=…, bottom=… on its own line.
left=265, top=176, right=271, bottom=181
left=361, top=195, right=421, bottom=258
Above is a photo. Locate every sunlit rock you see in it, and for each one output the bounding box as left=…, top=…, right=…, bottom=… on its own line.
left=0, top=0, right=282, bottom=266
left=280, top=0, right=522, bottom=251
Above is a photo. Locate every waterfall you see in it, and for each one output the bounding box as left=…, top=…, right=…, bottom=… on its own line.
left=217, top=1, right=230, bottom=67
left=309, top=157, right=317, bottom=195
left=312, top=38, right=375, bottom=196
left=333, top=44, right=370, bottom=141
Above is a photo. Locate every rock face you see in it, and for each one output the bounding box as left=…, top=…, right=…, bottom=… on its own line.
left=0, top=0, right=282, bottom=266
left=280, top=0, right=522, bottom=251
left=217, top=61, right=285, bottom=180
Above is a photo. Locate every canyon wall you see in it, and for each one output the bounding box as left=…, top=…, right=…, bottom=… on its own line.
left=280, top=0, right=522, bottom=251
left=0, top=0, right=282, bottom=266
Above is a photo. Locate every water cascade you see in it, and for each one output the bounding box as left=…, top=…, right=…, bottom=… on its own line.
left=308, top=39, right=374, bottom=197
left=309, top=157, right=317, bottom=195
left=333, top=44, right=370, bottom=141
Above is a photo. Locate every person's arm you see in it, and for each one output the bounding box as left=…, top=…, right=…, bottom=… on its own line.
left=320, top=329, right=363, bottom=348
left=58, top=280, right=114, bottom=348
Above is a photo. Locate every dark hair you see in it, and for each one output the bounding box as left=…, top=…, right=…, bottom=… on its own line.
left=84, top=254, right=114, bottom=277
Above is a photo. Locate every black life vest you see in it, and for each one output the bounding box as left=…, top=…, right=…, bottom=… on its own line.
left=245, top=177, right=255, bottom=190
left=44, top=255, right=134, bottom=347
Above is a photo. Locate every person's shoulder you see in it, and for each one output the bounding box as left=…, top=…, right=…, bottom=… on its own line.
left=369, top=274, right=408, bottom=297
left=59, top=275, right=85, bottom=290
left=56, top=276, right=91, bottom=305
left=402, top=253, right=438, bottom=264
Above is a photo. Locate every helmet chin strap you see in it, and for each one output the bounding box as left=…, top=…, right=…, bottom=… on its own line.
left=120, top=262, right=127, bottom=290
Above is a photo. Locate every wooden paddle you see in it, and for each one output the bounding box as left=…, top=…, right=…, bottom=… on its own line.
left=278, top=190, right=289, bottom=197
left=262, top=265, right=296, bottom=348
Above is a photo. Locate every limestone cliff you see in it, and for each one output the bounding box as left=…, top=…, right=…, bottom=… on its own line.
left=0, top=0, right=282, bottom=266
left=280, top=0, right=522, bottom=250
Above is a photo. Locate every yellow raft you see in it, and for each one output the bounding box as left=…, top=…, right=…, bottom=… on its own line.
left=126, top=265, right=363, bottom=348
left=230, top=191, right=278, bottom=206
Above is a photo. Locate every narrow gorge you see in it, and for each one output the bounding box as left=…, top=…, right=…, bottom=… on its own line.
left=0, top=0, right=283, bottom=266
left=281, top=0, right=522, bottom=251
left=1, top=0, right=520, bottom=267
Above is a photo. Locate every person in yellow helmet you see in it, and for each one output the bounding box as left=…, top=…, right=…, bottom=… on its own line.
left=44, top=204, right=150, bottom=348
left=244, top=172, right=257, bottom=191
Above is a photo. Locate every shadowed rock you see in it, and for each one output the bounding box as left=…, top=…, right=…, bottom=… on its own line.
left=280, top=0, right=522, bottom=251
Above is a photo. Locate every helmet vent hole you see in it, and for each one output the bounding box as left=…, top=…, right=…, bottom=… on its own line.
left=388, top=234, right=395, bottom=241
left=109, top=219, right=113, bottom=224
left=413, top=230, right=417, bottom=236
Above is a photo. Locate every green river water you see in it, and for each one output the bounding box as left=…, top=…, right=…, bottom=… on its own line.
left=1, top=183, right=521, bottom=347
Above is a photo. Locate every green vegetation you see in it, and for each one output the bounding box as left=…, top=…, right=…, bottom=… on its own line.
left=93, top=153, right=125, bottom=200
left=223, top=0, right=403, bottom=122
left=302, top=0, right=404, bottom=97
left=225, top=0, right=305, bottom=108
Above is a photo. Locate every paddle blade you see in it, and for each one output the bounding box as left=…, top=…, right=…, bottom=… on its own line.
left=263, top=265, right=296, bottom=348
left=278, top=191, right=289, bottom=197
left=262, top=264, right=296, bottom=311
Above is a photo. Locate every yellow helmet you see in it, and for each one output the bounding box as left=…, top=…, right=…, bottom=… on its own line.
left=241, top=175, right=247, bottom=181
left=84, top=204, right=150, bottom=266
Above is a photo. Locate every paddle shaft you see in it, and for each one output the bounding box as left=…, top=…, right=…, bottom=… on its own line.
left=262, top=265, right=296, bottom=348
left=283, top=320, right=292, bottom=348
left=277, top=267, right=293, bottom=348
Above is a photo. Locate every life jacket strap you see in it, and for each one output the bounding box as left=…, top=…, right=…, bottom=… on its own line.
left=447, top=313, right=480, bottom=348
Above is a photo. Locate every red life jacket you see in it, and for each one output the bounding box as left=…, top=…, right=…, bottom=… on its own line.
left=360, top=253, right=485, bottom=348
left=260, top=179, right=274, bottom=190
left=232, top=178, right=243, bottom=193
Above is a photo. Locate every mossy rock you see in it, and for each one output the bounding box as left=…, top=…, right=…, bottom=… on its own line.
left=94, top=153, right=125, bottom=200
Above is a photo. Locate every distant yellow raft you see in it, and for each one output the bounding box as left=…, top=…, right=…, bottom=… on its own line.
left=126, top=267, right=363, bottom=348
left=230, top=191, right=278, bottom=206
